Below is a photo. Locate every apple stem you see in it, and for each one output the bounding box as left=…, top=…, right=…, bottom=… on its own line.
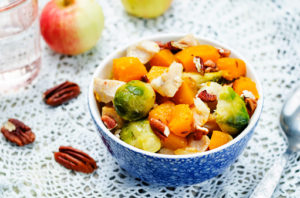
left=63, top=0, right=73, bottom=6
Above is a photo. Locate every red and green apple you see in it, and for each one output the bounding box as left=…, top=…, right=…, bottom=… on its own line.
left=40, top=0, right=104, bottom=55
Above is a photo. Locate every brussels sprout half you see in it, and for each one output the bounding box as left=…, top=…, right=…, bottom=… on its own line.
left=215, top=86, right=250, bottom=135
left=120, top=119, right=161, bottom=153
left=113, top=80, right=155, bottom=121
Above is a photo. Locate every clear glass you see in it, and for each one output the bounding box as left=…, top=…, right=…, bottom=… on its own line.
left=0, top=0, right=41, bottom=92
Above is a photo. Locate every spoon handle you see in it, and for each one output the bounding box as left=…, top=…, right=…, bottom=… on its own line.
left=250, top=153, right=288, bottom=198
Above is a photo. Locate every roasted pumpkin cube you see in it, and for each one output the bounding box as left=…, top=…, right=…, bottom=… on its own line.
left=113, top=57, right=147, bottom=82
left=146, top=66, right=169, bottom=82
left=217, top=58, right=246, bottom=81
left=149, top=49, right=175, bottom=67
left=175, top=45, right=220, bottom=72
left=208, top=130, right=233, bottom=150
left=168, top=104, right=193, bottom=137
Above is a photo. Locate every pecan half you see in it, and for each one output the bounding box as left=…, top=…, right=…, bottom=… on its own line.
left=245, top=98, right=257, bottom=117
left=156, top=41, right=182, bottom=53
left=149, top=118, right=170, bottom=138
left=197, top=90, right=217, bottom=102
left=43, top=81, right=80, bottom=106
left=193, top=56, right=205, bottom=75
left=218, top=48, right=231, bottom=57
left=1, top=118, right=35, bottom=146
left=101, top=115, right=117, bottom=130
left=54, top=146, right=97, bottom=174
left=203, top=60, right=216, bottom=68
left=193, top=126, right=209, bottom=140
left=203, top=60, right=219, bottom=72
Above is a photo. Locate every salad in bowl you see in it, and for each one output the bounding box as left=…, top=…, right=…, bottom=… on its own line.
left=88, top=34, right=263, bottom=185
left=93, top=34, right=259, bottom=155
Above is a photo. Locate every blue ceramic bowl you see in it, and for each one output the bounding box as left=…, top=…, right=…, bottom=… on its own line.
left=88, top=34, right=263, bottom=186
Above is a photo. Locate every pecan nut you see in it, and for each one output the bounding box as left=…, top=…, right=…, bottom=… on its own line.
left=43, top=81, right=80, bottom=106
left=149, top=118, right=170, bottom=138
left=101, top=115, right=117, bottom=130
left=193, top=126, right=209, bottom=140
left=245, top=98, right=257, bottom=117
left=203, top=60, right=219, bottom=72
left=193, top=56, right=205, bottom=75
left=197, top=90, right=217, bottom=102
left=156, top=41, right=182, bottom=53
left=203, top=60, right=216, bottom=68
left=54, top=146, right=97, bottom=174
left=1, top=118, right=35, bottom=146
left=218, top=48, right=231, bottom=57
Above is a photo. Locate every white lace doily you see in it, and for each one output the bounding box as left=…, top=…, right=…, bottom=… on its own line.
left=1, top=0, right=300, bottom=197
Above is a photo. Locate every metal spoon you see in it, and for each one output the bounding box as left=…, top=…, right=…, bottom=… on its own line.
left=250, top=86, right=300, bottom=198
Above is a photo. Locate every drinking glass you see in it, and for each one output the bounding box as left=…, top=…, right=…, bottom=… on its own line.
left=0, top=0, right=41, bottom=92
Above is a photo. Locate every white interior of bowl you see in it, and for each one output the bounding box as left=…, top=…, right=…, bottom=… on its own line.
left=88, top=33, right=264, bottom=159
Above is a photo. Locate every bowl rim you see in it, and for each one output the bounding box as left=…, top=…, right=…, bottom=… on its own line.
left=88, top=33, right=264, bottom=159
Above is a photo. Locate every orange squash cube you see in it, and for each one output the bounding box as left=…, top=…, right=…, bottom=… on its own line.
left=146, top=66, right=169, bottom=82
left=216, top=58, right=246, bottom=81
left=148, top=101, right=175, bottom=125
left=208, top=130, right=233, bottom=150
left=175, top=45, right=220, bottom=72
left=162, top=133, right=188, bottom=150
left=168, top=104, right=193, bottom=137
left=233, top=77, right=259, bottom=99
left=113, top=57, right=147, bottom=82
left=173, top=78, right=197, bottom=105
left=149, top=49, right=175, bottom=67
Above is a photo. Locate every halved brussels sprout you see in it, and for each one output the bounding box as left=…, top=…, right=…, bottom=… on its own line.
left=120, top=119, right=161, bottom=152
left=182, top=71, right=223, bottom=88
left=215, top=86, right=249, bottom=135
left=113, top=80, right=155, bottom=121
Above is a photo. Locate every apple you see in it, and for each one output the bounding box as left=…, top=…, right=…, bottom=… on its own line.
left=40, top=0, right=104, bottom=55
left=121, top=0, right=173, bottom=19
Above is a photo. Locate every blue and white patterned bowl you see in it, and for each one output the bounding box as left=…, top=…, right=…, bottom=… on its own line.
left=88, top=34, right=263, bottom=186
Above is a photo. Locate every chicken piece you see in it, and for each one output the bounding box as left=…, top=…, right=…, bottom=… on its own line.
left=174, top=135, right=210, bottom=155
left=241, top=90, right=256, bottom=100
left=94, top=78, right=125, bottom=103
left=188, top=135, right=210, bottom=152
left=158, top=148, right=174, bottom=155
left=150, top=61, right=183, bottom=97
left=192, top=98, right=210, bottom=128
left=171, top=34, right=200, bottom=50
left=198, top=82, right=223, bottom=99
left=126, top=40, right=160, bottom=64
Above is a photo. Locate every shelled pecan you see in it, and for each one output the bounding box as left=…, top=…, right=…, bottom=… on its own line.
left=156, top=41, right=182, bottom=53
left=245, top=98, right=257, bottom=117
left=149, top=118, right=170, bottom=138
left=197, top=90, right=217, bottom=102
left=203, top=60, right=219, bottom=72
left=1, top=118, right=35, bottom=146
left=193, top=56, right=205, bottom=75
left=101, top=115, right=117, bottom=130
left=43, top=81, right=80, bottom=106
left=54, top=146, right=97, bottom=174
left=217, top=48, right=231, bottom=57
left=193, top=126, right=209, bottom=140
